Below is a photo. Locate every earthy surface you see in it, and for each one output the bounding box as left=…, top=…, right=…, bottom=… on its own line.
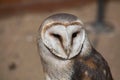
left=0, top=1, right=120, bottom=80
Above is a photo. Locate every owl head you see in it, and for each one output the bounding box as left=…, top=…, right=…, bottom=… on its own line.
left=38, top=13, right=91, bottom=60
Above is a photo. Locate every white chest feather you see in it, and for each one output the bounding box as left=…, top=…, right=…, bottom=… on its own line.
left=44, top=60, right=73, bottom=80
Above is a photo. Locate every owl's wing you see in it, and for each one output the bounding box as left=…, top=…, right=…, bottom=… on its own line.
left=71, top=48, right=113, bottom=80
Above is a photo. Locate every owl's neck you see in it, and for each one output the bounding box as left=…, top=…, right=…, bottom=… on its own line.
left=42, top=58, right=73, bottom=80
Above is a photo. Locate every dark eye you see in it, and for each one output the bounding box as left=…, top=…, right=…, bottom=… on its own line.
left=51, top=33, right=61, bottom=39
left=72, top=31, right=79, bottom=38
left=51, top=33, right=63, bottom=43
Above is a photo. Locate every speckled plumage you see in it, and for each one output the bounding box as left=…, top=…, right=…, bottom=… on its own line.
left=71, top=48, right=113, bottom=80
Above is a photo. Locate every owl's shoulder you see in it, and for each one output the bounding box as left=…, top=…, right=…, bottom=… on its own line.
left=71, top=48, right=113, bottom=80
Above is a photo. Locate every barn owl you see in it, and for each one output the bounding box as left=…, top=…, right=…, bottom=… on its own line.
left=37, top=13, right=113, bottom=80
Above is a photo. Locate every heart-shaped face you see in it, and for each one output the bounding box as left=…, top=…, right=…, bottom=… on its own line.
left=38, top=13, right=86, bottom=60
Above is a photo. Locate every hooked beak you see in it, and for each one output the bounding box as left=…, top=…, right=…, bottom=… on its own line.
left=64, top=46, right=71, bottom=58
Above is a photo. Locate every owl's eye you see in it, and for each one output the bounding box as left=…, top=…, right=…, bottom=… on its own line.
left=72, top=31, right=79, bottom=38
left=51, top=33, right=62, bottom=41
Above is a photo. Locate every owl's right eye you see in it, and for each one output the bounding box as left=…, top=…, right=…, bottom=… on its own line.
left=51, top=33, right=60, bottom=38
left=50, top=33, right=62, bottom=41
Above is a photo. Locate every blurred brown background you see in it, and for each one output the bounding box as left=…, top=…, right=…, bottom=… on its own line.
left=0, top=0, right=120, bottom=80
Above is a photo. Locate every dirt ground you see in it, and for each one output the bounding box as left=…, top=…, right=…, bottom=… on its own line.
left=0, top=1, right=120, bottom=80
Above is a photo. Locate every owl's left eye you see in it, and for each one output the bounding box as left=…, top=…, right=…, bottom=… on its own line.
left=72, top=31, right=80, bottom=38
